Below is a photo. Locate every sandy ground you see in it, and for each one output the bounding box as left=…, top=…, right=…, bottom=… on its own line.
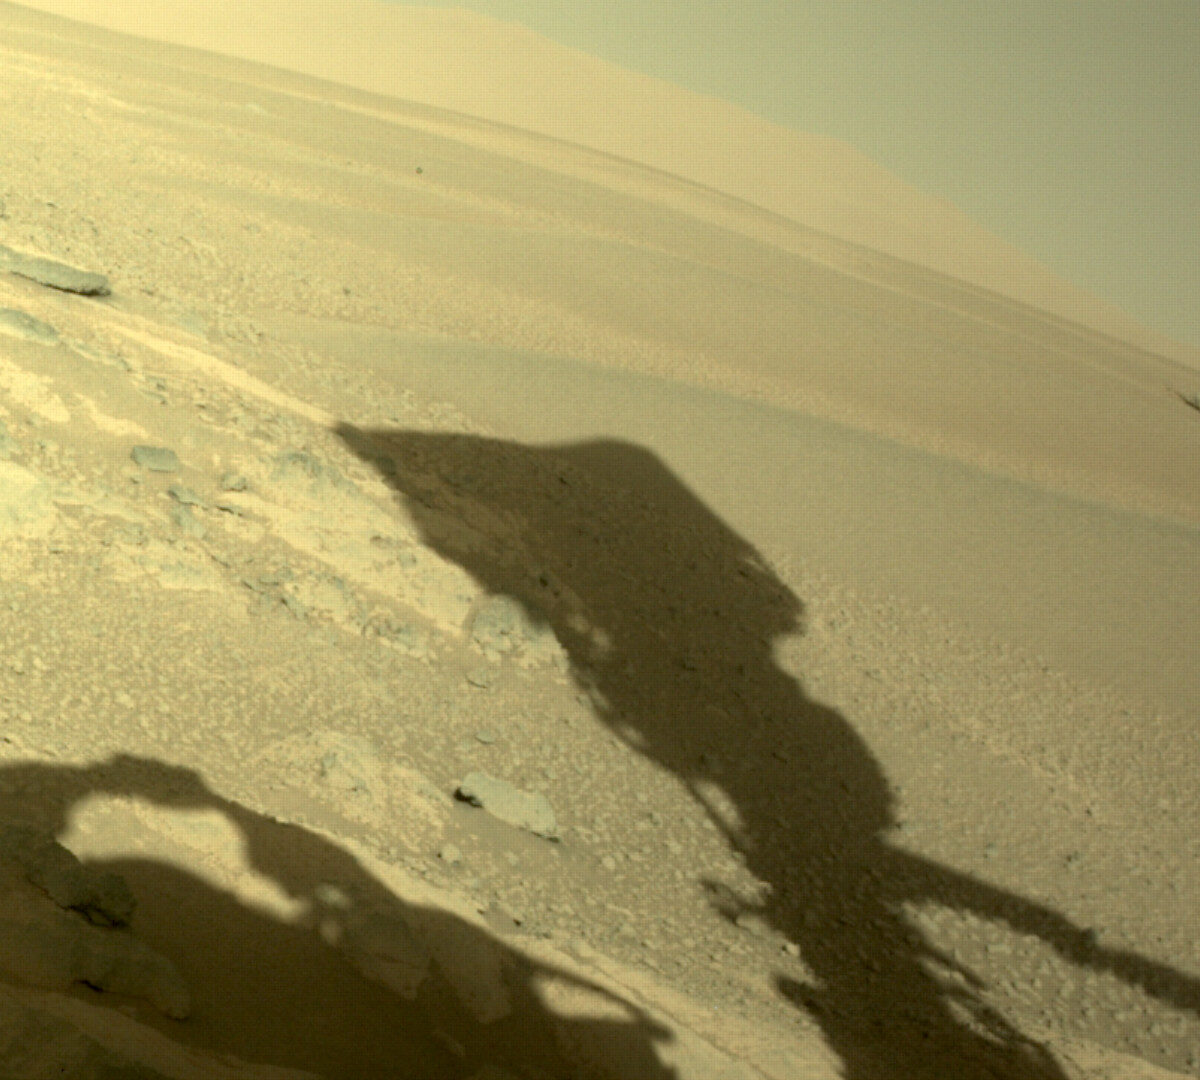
left=0, top=3, right=1198, bottom=1078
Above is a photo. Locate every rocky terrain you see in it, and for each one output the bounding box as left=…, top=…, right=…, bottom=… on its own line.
left=0, top=3, right=1198, bottom=1077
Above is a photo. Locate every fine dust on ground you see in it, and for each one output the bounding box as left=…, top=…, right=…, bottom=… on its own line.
left=0, top=3, right=1198, bottom=1078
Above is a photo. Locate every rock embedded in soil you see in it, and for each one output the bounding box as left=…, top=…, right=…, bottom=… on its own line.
left=167, top=484, right=204, bottom=506
left=0, top=307, right=57, bottom=343
left=130, top=445, right=180, bottom=472
left=455, top=772, right=559, bottom=839
left=0, top=244, right=111, bottom=296
left=468, top=594, right=558, bottom=661
left=0, top=828, right=190, bottom=1020
left=170, top=503, right=206, bottom=538
left=0, top=825, right=134, bottom=927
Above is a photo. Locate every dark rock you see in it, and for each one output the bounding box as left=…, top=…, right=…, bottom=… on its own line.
left=0, top=826, right=135, bottom=927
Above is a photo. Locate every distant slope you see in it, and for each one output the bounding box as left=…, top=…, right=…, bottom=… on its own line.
left=11, top=0, right=1200, bottom=369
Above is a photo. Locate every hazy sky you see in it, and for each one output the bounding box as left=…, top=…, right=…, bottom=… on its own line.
left=397, top=1, right=1200, bottom=347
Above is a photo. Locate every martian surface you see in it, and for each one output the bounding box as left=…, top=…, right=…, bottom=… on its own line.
left=0, top=2, right=1198, bottom=1077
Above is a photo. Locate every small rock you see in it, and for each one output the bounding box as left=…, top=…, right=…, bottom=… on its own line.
left=166, top=484, right=204, bottom=506
left=169, top=504, right=206, bottom=539
left=734, top=911, right=771, bottom=937
left=317, top=734, right=383, bottom=798
left=130, top=445, right=180, bottom=473
left=455, top=773, right=558, bottom=840
left=474, top=730, right=497, bottom=745
left=220, top=472, right=248, bottom=491
left=0, top=245, right=111, bottom=296
left=0, top=307, right=58, bottom=343
left=438, top=844, right=463, bottom=865
left=468, top=594, right=554, bottom=656
left=466, top=666, right=496, bottom=689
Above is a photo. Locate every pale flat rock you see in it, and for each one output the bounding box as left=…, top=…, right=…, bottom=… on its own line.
left=0, top=244, right=111, bottom=296
left=456, top=772, right=558, bottom=839
left=130, top=445, right=181, bottom=472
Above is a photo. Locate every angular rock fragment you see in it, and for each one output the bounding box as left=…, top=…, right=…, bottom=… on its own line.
left=0, top=307, right=57, bottom=343
left=130, top=445, right=180, bottom=472
left=0, top=244, right=111, bottom=296
left=455, top=772, right=558, bottom=839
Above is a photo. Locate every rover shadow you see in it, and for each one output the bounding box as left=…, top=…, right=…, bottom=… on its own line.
left=0, top=753, right=677, bottom=1079
left=338, top=424, right=1200, bottom=1080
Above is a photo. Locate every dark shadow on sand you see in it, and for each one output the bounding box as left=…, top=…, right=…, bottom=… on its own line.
left=337, top=424, right=1200, bottom=1080
left=0, top=753, right=677, bottom=1079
